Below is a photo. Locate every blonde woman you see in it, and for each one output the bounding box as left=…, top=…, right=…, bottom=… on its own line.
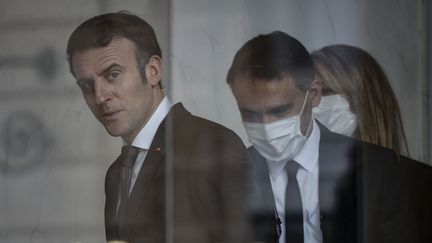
left=311, top=44, right=408, bottom=155
left=311, top=44, right=431, bottom=242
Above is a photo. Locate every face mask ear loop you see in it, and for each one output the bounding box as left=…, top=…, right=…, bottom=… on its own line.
left=298, top=91, right=310, bottom=115
left=298, top=91, right=313, bottom=136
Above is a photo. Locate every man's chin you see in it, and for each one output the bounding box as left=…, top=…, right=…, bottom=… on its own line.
left=104, top=125, right=124, bottom=137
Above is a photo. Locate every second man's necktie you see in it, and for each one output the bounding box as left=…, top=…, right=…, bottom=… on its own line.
left=285, top=160, right=304, bottom=243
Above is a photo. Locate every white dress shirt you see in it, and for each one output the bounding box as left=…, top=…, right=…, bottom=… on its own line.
left=266, top=119, right=323, bottom=243
left=127, top=96, right=173, bottom=193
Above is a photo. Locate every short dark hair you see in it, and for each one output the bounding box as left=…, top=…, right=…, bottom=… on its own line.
left=226, top=31, right=314, bottom=91
left=66, top=11, right=161, bottom=79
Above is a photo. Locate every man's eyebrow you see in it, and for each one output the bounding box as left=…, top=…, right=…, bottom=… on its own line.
left=99, top=63, right=123, bottom=76
left=239, top=108, right=259, bottom=115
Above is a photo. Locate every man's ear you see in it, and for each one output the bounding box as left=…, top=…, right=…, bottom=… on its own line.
left=145, top=55, right=162, bottom=86
left=309, top=79, right=322, bottom=107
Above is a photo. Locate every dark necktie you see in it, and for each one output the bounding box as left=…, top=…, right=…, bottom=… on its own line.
left=285, top=160, right=304, bottom=243
left=116, top=145, right=140, bottom=216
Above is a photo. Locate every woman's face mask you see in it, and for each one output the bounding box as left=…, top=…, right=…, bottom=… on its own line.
left=312, top=94, right=357, bottom=137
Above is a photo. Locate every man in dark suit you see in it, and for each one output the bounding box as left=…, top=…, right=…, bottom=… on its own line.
left=66, top=12, right=248, bottom=243
left=226, top=31, right=418, bottom=243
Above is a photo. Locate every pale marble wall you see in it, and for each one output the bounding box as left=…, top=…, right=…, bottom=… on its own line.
left=0, top=1, right=169, bottom=242
left=170, top=0, right=428, bottom=162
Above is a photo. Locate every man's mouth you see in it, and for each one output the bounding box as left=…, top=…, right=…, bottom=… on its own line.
left=102, top=110, right=120, bottom=121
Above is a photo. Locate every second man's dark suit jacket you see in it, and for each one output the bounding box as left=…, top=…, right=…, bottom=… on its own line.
left=247, top=122, right=418, bottom=243
left=104, top=103, right=249, bottom=243
left=400, top=155, right=432, bottom=243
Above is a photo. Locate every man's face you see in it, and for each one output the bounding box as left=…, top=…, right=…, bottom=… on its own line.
left=72, top=37, right=161, bottom=142
left=230, top=74, right=321, bottom=135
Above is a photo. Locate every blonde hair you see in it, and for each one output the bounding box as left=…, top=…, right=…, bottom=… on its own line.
left=311, top=44, right=408, bottom=155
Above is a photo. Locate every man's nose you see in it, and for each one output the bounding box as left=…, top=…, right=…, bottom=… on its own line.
left=94, top=81, right=112, bottom=105
left=262, top=115, right=274, bottom=124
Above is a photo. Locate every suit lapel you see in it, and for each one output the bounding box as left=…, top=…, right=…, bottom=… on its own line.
left=317, top=122, right=358, bottom=242
left=250, top=147, right=277, bottom=215
left=119, top=113, right=168, bottom=239
left=247, top=147, right=280, bottom=242
left=119, top=104, right=188, bottom=240
left=105, top=161, right=122, bottom=239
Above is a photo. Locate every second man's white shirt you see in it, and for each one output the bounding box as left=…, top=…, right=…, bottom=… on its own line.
left=266, top=119, right=323, bottom=243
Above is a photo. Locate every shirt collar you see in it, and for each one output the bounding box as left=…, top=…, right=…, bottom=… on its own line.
left=266, top=119, right=321, bottom=179
left=129, top=96, right=173, bottom=150
left=294, top=119, right=320, bottom=173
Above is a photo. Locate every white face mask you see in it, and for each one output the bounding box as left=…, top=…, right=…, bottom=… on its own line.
left=243, top=92, right=311, bottom=162
left=312, top=94, right=357, bottom=136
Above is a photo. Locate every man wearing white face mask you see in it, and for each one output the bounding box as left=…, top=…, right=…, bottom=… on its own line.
left=243, top=90, right=312, bottom=162
left=226, top=31, right=418, bottom=243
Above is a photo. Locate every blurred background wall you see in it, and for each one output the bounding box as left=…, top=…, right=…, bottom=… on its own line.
left=0, top=0, right=429, bottom=242
left=0, top=1, right=169, bottom=242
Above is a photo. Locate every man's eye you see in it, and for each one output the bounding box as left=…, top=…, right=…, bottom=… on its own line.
left=267, top=106, right=291, bottom=118
left=273, top=110, right=290, bottom=117
left=241, top=112, right=260, bottom=122
left=78, top=80, right=93, bottom=92
left=107, top=71, right=122, bottom=81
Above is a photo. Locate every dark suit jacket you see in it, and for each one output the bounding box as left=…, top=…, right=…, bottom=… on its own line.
left=105, top=103, right=249, bottom=243
left=247, top=122, right=418, bottom=243
left=400, top=156, right=432, bottom=243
